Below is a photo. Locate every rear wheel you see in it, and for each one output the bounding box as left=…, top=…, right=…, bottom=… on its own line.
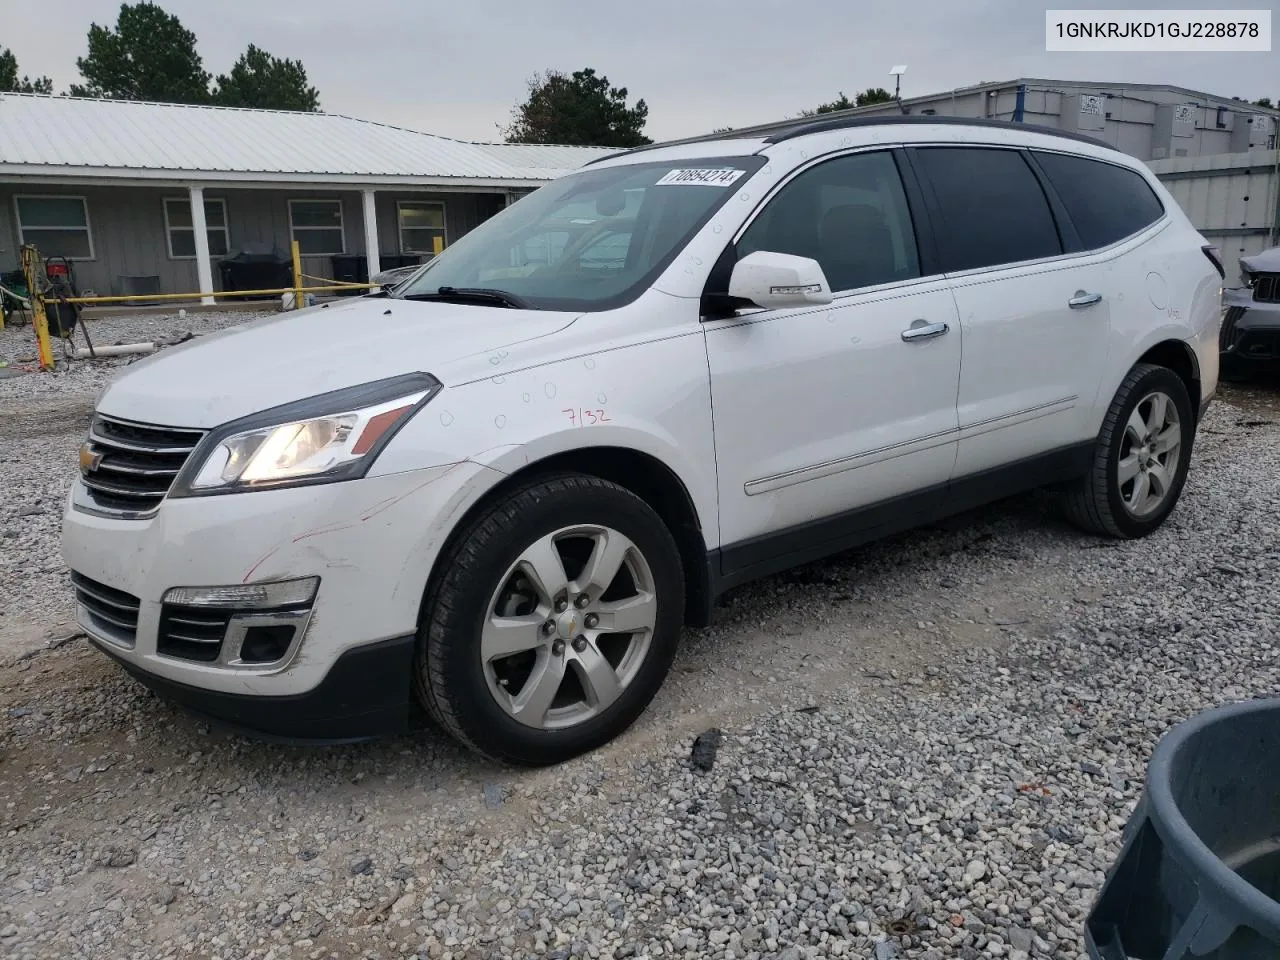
left=1063, top=363, right=1195, bottom=538
left=414, top=474, right=684, bottom=766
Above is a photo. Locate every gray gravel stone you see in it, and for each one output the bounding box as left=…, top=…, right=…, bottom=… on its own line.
left=2, top=371, right=1278, bottom=959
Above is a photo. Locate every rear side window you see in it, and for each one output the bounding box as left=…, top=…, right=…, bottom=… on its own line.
left=1032, top=150, right=1165, bottom=249
left=912, top=147, right=1063, bottom=273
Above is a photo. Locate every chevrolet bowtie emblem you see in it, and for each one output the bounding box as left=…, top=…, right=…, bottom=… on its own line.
left=79, top=442, right=103, bottom=475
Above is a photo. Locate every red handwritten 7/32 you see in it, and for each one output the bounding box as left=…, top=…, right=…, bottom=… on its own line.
left=563, top=408, right=611, bottom=426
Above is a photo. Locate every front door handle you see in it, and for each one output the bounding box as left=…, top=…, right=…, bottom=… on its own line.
left=1068, top=290, right=1103, bottom=308
left=901, top=321, right=950, bottom=342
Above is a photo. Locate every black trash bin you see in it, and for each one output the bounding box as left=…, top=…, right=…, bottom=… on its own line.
left=379, top=253, right=421, bottom=270
left=219, top=249, right=293, bottom=300
left=330, top=254, right=368, bottom=293
left=1085, top=697, right=1280, bottom=959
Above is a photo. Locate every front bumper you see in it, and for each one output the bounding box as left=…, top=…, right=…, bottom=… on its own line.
left=94, top=633, right=416, bottom=743
left=61, top=459, right=495, bottom=702
left=1219, top=293, right=1280, bottom=371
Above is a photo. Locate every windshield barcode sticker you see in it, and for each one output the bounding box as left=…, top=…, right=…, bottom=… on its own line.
left=655, top=168, right=746, bottom=187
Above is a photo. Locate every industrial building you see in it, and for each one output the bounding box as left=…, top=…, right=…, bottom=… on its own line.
left=710, top=78, right=1280, bottom=162
left=0, top=93, right=611, bottom=302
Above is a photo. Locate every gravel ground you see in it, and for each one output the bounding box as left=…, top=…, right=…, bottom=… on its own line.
left=1, top=334, right=1278, bottom=960
left=0, top=310, right=269, bottom=637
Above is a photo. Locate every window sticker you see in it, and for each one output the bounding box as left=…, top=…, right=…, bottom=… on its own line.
left=655, top=168, right=746, bottom=187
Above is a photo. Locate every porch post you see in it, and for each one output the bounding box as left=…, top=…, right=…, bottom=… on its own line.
left=362, top=188, right=381, bottom=288
left=188, top=185, right=215, bottom=305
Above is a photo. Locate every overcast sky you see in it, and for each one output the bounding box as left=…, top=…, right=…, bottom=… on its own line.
left=6, top=1, right=1278, bottom=141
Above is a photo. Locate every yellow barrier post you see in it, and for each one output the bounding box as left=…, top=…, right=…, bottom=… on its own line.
left=290, top=239, right=305, bottom=311
left=433, top=235, right=444, bottom=257
left=20, top=247, right=55, bottom=371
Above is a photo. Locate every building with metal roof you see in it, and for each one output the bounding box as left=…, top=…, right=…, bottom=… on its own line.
left=0, top=93, right=612, bottom=301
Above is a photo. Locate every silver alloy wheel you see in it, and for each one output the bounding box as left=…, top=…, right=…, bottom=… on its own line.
left=1118, top=389, right=1182, bottom=518
left=480, top=524, right=658, bottom=731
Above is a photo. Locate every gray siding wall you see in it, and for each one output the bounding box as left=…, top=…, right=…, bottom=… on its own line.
left=372, top=191, right=503, bottom=261
left=0, top=183, right=507, bottom=295
left=0, top=183, right=198, bottom=295
left=0, top=193, right=16, bottom=277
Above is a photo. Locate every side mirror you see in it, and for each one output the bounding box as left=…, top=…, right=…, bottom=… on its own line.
left=727, top=251, right=833, bottom=309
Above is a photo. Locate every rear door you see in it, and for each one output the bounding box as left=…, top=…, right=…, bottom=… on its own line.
left=906, top=145, right=1113, bottom=484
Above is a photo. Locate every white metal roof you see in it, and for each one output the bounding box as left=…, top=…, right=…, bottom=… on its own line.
left=0, top=93, right=614, bottom=187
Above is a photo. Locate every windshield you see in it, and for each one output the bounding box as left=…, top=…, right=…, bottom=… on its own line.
left=394, top=155, right=766, bottom=311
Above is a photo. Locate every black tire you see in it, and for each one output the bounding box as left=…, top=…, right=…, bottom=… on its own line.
left=414, top=473, right=685, bottom=766
left=1063, top=363, right=1195, bottom=539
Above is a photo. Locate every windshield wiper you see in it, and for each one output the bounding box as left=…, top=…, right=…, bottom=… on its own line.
left=401, top=286, right=529, bottom=309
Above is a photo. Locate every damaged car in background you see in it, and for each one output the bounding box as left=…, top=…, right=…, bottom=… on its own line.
left=1220, top=244, right=1280, bottom=381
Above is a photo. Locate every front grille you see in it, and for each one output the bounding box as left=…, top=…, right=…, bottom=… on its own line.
left=72, top=571, right=141, bottom=647
left=81, top=415, right=205, bottom=517
left=1253, top=273, right=1280, bottom=304
left=1220, top=306, right=1245, bottom=352
left=158, top=605, right=232, bottom=663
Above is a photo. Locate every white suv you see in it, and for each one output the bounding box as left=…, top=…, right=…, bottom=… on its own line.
left=62, top=117, right=1222, bottom=764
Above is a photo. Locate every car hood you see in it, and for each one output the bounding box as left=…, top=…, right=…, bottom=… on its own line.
left=95, top=297, right=581, bottom=428
left=1241, top=246, right=1280, bottom=276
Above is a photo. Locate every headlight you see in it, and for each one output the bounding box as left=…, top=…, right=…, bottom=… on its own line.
left=172, top=373, right=441, bottom=496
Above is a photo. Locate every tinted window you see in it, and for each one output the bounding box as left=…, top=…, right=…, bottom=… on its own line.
left=1033, top=150, right=1165, bottom=249
left=913, top=147, right=1063, bottom=272
left=738, top=150, right=921, bottom=292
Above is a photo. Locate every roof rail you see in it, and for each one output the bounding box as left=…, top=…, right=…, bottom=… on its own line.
left=580, top=129, right=766, bottom=166
left=583, top=114, right=1119, bottom=167
left=760, top=114, right=1118, bottom=150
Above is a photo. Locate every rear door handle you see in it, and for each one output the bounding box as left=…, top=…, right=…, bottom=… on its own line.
left=901, top=321, right=950, bottom=342
left=1068, top=291, right=1103, bottom=308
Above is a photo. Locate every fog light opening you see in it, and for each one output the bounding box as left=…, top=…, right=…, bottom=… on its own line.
left=239, top=624, right=298, bottom=664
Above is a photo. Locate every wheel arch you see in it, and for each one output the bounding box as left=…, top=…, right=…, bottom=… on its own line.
left=418, top=445, right=716, bottom=631
left=1136, top=338, right=1201, bottom=419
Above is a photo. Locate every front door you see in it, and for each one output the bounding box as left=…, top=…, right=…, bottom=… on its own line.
left=702, top=148, right=962, bottom=582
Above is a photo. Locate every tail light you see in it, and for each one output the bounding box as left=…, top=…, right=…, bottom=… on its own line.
left=1202, top=244, right=1225, bottom=280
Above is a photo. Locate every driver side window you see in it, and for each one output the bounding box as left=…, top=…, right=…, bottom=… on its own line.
left=738, top=150, right=922, bottom=293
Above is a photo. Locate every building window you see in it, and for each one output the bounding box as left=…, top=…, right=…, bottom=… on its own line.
left=397, top=201, right=447, bottom=255
left=14, top=196, right=94, bottom=260
left=164, top=197, right=230, bottom=259
left=289, top=199, right=345, bottom=255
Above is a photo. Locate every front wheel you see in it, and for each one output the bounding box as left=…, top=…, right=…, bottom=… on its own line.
left=414, top=474, right=685, bottom=766
left=1062, top=362, right=1195, bottom=539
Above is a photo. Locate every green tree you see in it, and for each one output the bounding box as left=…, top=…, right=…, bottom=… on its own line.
left=800, top=92, right=854, bottom=117
left=856, top=87, right=895, bottom=106
left=0, top=47, right=53, bottom=94
left=800, top=86, right=898, bottom=117
left=1255, top=97, right=1274, bottom=109
left=212, top=44, right=319, bottom=111
left=70, top=1, right=210, bottom=103
left=504, top=68, right=651, bottom=147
